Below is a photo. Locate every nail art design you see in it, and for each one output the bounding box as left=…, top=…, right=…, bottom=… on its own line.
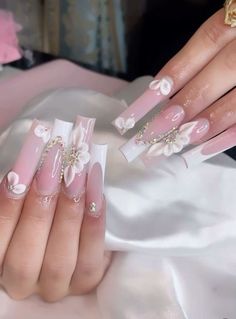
left=146, top=120, right=209, bottom=158
left=5, top=120, right=51, bottom=197
left=86, top=144, right=107, bottom=218
left=36, top=119, right=73, bottom=196
left=120, top=105, right=185, bottom=162
left=64, top=123, right=91, bottom=187
left=114, top=116, right=135, bottom=135
left=7, top=171, right=26, bottom=195
left=149, top=76, right=173, bottom=96
left=112, top=76, right=174, bottom=135
left=34, top=125, right=51, bottom=143
left=63, top=116, right=95, bottom=201
left=181, top=124, right=236, bottom=168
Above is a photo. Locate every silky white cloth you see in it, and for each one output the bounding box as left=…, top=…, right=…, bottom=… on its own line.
left=0, top=78, right=236, bottom=319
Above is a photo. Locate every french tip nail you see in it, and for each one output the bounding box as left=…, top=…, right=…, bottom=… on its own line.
left=89, top=143, right=108, bottom=181
left=119, top=137, right=148, bottom=163
left=52, top=119, right=73, bottom=146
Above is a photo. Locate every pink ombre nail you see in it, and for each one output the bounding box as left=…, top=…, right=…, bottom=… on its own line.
left=36, top=119, right=73, bottom=196
left=112, top=76, right=174, bottom=135
left=5, top=120, right=51, bottom=197
left=120, top=105, right=185, bottom=162
left=181, top=124, right=236, bottom=168
left=86, top=144, right=107, bottom=218
left=63, top=115, right=96, bottom=201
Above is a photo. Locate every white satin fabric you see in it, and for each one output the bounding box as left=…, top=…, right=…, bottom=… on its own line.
left=0, top=77, right=236, bottom=319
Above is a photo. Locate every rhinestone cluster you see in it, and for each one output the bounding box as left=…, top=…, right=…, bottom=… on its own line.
left=38, top=136, right=65, bottom=183
left=135, top=122, right=178, bottom=146
left=89, top=202, right=96, bottom=213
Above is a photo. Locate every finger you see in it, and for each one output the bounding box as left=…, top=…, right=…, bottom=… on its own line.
left=71, top=144, right=108, bottom=295
left=121, top=38, right=236, bottom=162
left=194, top=88, right=236, bottom=142
left=39, top=116, right=95, bottom=302
left=39, top=193, right=85, bottom=302
left=112, top=9, right=236, bottom=134
left=0, top=120, right=50, bottom=273
left=1, top=120, right=72, bottom=300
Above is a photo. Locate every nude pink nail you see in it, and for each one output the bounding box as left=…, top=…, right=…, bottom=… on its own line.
left=5, top=120, right=51, bottom=197
left=181, top=124, right=236, bottom=168
left=120, top=105, right=185, bottom=162
left=63, top=115, right=95, bottom=201
left=36, top=119, right=73, bottom=196
left=112, top=76, right=174, bottom=135
left=86, top=144, right=107, bottom=217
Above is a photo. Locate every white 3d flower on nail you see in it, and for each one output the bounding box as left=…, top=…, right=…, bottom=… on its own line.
left=147, top=121, right=197, bottom=157
left=114, top=117, right=135, bottom=133
left=149, top=76, right=173, bottom=96
left=64, top=123, right=91, bottom=187
left=7, top=171, right=26, bottom=195
left=34, top=125, right=51, bottom=143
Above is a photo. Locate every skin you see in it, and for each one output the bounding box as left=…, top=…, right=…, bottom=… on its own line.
left=0, top=176, right=111, bottom=302
left=153, top=9, right=236, bottom=142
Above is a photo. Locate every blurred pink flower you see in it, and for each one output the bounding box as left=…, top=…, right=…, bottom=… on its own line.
left=0, top=10, right=22, bottom=64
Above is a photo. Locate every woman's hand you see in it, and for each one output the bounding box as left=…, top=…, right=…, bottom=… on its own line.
left=113, top=8, right=236, bottom=166
left=0, top=118, right=111, bottom=302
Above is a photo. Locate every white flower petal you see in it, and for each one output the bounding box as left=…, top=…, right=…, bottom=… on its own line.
left=78, top=151, right=90, bottom=164
left=12, top=184, right=26, bottom=195
left=7, top=171, right=19, bottom=186
left=172, top=142, right=184, bottom=154
left=179, top=121, right=197, bottom=137
left=74, top=161, right=84, bottom=173
left=64, top=166, right=76, bottom=187
left=115, top=117, right=125, bottom=130
left=147, top=142, right=165, bottom=157
left=125, top=118, right=135, bottom=130
left=163, top=144, right=174, bottom=157
left=159, top=77, right=173, bottom=96
left=78, top=142, right=89, bottom=153
left=34, top=125, right=46, bottom=138
left=149, top=80, right=161, bottom=90
left=177, top=134, right=190, bottom=146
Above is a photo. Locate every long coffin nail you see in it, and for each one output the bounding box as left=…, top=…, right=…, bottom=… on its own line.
left=86, top=144, right=107, bottom=218
left=36, top=119, right=73, bottom=196
left=181, top=124, right=236, bottom=168
left=5, top=120, right=51, bottom=197
left=112, top=76, right=174, bottom=135
left=120, top=105, right=185, bottom=162
left=63, top=115, right=95, bottom=201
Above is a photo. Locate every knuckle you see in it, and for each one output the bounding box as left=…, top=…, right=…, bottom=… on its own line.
left=42, top=262, right=67, bottom=282
left=4, top=259, right=35, bottom=282
left=201, top=21, right=225, bottom=47
left=79, top=261, right=100, bottom=277
left=224, top=40, right=236, bottom=72
left=40, top=293, right=62, bottom=303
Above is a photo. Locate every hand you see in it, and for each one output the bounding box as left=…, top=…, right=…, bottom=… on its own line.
left=0, top=118, right=111, bottom=302
left=113, top=8, right=236, bottom=167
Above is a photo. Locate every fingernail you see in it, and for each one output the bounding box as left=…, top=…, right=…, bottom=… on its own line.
left=36, top=119, right=73, bottom=196
left=145, top=118, right=209, bottom=157
left=63, top=115, right=95, bottom=201
left=181, top=124, right=236, bottom=168
left=86, top=144, right=107, bottom=218
left=112, top=76, right=174, bottom=135
left=120, top=105, right=185, bottom=162
left=5, top=120, right=51, bottom=197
